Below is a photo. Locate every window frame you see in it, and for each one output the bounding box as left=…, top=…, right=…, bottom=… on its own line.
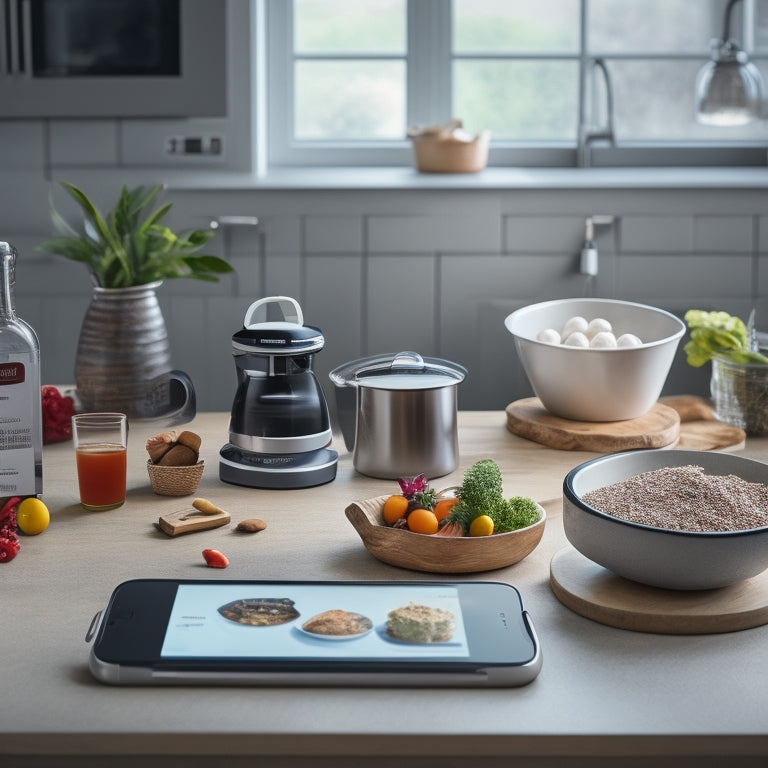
left=265, top=0, right=768, bottom=169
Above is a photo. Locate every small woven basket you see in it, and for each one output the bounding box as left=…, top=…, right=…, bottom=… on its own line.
left=147, top=460, right=204, bottom=496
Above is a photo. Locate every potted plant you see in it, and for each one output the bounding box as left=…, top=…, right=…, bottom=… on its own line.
left=684, top=309, right=768, bottom=435
left=38, top=182, right=234, bottom=421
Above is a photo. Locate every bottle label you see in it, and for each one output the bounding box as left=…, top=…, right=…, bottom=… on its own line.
left=0, top=360, right=37, bottom=495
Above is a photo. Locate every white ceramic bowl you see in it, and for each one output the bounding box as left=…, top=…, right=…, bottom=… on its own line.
left=563, top=449, right=768, bottom=590
left=504, top=298, right=685, bottom=421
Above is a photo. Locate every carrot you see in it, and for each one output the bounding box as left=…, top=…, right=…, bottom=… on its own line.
left=433, top=521, right=464, bottom=537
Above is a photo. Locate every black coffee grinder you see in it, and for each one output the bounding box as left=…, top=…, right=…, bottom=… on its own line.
left=219, top=296, right=338, bottom=489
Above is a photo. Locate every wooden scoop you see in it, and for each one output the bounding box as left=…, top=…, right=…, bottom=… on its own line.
left=158, top=498, right=230, bottom=537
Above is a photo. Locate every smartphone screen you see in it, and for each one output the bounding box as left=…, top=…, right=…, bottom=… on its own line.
left=89, top=579, right=540, bottom=687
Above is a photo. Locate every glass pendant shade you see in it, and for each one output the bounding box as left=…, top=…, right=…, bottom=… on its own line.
left=696, top=41, right=764, bottom=126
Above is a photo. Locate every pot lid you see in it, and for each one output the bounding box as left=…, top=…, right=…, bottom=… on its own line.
left=232, top=296, right=324, bottom=355
left=329, top=351, right=466, bottom=390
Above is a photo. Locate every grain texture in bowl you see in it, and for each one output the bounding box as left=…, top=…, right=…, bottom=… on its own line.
left=563, top=449, right=768, bottom=590
left=345, top=495, right=546, bottom=573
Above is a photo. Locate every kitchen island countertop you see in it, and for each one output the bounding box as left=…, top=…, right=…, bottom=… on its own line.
left=2, top=411, right=767, bottom=768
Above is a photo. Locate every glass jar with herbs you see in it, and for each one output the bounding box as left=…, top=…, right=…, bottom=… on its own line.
left=685, top=310, right=768, bottom=435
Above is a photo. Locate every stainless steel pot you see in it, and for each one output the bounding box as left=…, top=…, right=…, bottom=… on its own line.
left=329, top=351, right=467, bottom=479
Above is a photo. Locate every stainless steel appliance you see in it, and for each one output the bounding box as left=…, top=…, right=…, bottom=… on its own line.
left=330, top=351, right=467, bottom=480
left=219, top=296, right=338, bottom=490
left=0, top=0, right=226, bottom=117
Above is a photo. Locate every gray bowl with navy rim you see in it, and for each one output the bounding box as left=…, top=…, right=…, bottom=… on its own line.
left=562, top=449, right=768, bottom=590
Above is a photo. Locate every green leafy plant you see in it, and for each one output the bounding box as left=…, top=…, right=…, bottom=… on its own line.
left=38, top=182, right=233, bottom=288
left=684, top=310, right=768, bottom=367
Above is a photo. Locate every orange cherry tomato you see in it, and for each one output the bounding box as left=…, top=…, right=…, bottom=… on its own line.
left=382, top=494, right=410, bottom=525
left=406, top=507, right=439, bottom=535
left=433, top=497, right=459, bottom=522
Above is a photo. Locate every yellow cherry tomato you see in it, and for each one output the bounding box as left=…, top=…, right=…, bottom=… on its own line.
left=16, top=497, right=50, bottom=535
left=469, top=514, right=494, bottom=537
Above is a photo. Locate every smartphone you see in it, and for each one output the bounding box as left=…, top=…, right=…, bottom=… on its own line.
left=87, top=579, right=541, bottom=688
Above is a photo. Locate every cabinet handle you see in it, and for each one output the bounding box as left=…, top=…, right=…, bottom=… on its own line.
left=209, top=216, right=261, bottom=230
left=20, top=0, right=31, bottom=75
left=3, top=0, right=31, bottom=75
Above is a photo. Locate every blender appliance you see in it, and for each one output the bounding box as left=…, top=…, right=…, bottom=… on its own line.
left=219, top=296, right=338, bottom=489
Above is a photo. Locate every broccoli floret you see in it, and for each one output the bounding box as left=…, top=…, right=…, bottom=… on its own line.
left=456, top=459, right=504, bottom=511
left=448, top=459, right=540, bottom=534
left=493, top=495, right=541, bottom=533
left=447, top=459, right=506, bottom=534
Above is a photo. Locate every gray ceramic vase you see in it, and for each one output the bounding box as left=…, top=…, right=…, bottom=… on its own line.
left=74, top=281, right=195, bottom=423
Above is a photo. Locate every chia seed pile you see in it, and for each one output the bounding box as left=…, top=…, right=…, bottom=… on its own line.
left=581, top=464, right=768, bottom=532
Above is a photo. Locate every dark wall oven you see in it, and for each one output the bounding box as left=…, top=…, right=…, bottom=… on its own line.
left=1, top=0, right=226, bottom=118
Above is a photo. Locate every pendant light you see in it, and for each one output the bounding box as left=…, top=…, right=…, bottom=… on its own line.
left=695, top=0, right=764, bottom=126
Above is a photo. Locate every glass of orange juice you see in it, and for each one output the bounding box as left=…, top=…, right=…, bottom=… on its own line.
left=72, top=413, right=128, bottom=511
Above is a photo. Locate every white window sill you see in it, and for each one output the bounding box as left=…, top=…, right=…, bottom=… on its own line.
left=53, top=166, right=768, bottom=193
left=167, top=166, right=768, bottom=191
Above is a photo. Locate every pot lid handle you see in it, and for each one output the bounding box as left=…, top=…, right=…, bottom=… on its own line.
left=390, top=351, right=425, bottom=370
left=243, top=296, right=303, bottom=329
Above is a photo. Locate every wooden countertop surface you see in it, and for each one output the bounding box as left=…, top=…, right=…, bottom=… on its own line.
left=2, top=412, right=768, bottom=767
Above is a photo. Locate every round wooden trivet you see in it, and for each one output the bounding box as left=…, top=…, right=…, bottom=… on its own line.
left=505, top=398, right=680, bottom=451
left=550, top=546, right=768, bottom=635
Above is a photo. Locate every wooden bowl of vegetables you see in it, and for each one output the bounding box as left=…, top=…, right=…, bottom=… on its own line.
left=344, top=461, right=546, bottom=574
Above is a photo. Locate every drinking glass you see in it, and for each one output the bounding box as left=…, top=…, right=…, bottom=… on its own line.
left=72, top=413, right=128, bottom=510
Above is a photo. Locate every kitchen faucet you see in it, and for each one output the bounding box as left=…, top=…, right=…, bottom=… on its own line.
left=577, top=58, right=616, bottom=168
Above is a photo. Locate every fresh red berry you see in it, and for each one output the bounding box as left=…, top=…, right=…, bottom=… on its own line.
left=202, top=549, right=229, bottom=568
left=0, top=535, right=20, bottom=563
left=41, top=385, right=76, bottom=443
left=0, top=496, right=20, bottom=524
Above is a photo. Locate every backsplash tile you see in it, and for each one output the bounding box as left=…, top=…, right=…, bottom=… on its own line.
left=620, top=215, right=694, bottom=252
left=2, top=178, right=765, bottom=411
left=49, top=120, right=119, bottom=167
left=694, top=215, right=754, bottom=253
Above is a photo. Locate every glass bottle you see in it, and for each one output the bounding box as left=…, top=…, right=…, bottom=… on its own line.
left=0, top=242, right=43, bottom=496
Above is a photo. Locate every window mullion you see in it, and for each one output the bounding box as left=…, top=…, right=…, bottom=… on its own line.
left=266, top=0, right=294, bottom=167
left=408, top=0, right=451, bottom=128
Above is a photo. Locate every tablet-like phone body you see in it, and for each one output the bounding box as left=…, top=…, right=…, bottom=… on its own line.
left=87, top=579, right=541, bottom=687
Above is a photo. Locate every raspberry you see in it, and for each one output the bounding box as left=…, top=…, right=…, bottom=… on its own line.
left=41, top=385, right=76, bottom=443
left=0, top=534, right=20, bottom=563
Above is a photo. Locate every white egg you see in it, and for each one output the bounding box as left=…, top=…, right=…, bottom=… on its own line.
left=536, top=328, right=561, bottom=344
left=586, top=317, right=612, bottom=339
left=561, top=316, right=588, bottom=338
left=617, top=333, right=642, bottom=347
left=563, top=331, right=589, bottom=347
left=590, top=331, right=617, bottom=348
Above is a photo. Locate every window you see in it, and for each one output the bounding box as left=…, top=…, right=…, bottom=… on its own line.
left=265, top=0, right=768, bottom=168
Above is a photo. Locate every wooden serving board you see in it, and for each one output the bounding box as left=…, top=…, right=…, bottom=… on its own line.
left=505, top=398, right=680, bottom=451
left=550, top=546, right=768, bottom=635
left=659, top=395, right=746, bottom=451
left=505, top=395, right=745, bottom=452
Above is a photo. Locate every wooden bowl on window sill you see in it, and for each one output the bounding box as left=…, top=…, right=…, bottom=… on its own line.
left=409, top=129, right=490, bottom=173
